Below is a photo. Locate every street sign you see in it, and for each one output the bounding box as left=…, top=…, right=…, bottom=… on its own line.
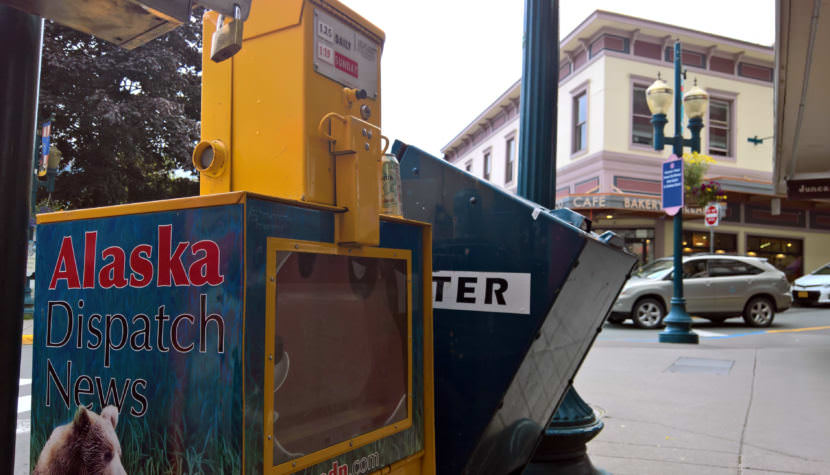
left=662, top=155, right=684, bottom=216
left=704, top=203, right=719, bottom=227
left=787, top=178, right=830, bottom=199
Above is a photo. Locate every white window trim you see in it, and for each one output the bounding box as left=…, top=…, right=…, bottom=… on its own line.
left=504, top=131, right=517, bottom=186
left=570, top=80, right=590, bottom=157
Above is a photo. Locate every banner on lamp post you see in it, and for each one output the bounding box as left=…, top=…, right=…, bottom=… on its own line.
left=39, top=120, right=51, bottom=177
left=662, top=155, right=684, bottom=216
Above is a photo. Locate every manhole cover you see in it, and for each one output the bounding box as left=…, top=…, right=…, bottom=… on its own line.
left=665, top=357, right=734, bottom=375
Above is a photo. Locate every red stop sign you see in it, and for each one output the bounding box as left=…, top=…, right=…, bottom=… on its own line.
left=705, top=205, right=719, bottom=226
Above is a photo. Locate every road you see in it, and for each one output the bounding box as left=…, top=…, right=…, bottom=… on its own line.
left=598, top=305, right=830, bottom=343
left=14, top=307, right=830, bottom=474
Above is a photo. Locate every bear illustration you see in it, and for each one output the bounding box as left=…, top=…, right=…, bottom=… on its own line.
left=33, top=405, right=126, bottom=475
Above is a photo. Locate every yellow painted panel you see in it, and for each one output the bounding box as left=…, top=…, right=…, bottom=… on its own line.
left=231, top=22, right=310, bottom=200
left=243, top=0, right=304, bottom=40
left=199, top=0, right=385, bottom=211
left=200, top=11, right=233, bottom=195
left=36, top=192, right=246, bottom=224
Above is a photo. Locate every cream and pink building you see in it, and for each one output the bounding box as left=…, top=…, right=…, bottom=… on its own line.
left=441, top=10, right=830, bottom=277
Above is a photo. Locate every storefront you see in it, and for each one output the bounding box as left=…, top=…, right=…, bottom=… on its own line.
left=746, top=235, right=803, bottom=280
left=682, top=230, right=737, bottom=255
left=593, top=228, right=654, bottom=266
left=556, top=192, right=830, bottom=278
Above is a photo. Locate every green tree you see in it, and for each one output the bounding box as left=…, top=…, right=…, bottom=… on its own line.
left=37, top=13, right=203, bottom=209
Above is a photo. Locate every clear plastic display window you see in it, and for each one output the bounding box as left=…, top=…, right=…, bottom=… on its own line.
left=271, top=250, right=409, bottom=467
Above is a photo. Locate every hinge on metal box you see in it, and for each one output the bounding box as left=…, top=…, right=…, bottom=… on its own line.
left=318, top=113, right=388, bottom=246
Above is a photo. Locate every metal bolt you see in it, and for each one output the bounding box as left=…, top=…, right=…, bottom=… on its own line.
left=412, top=167, right=419, bottom=175
left=469, top=196, right=477, bottom=204
left=361, top=128, right=367, bottom=137
left=268, top=354, right=273, bottom=360
left=269, top=276, right=275, bottom=282
left=367, top=130, right=373, bottom=139
left=365, top=143, right=370, bottom=151
left=349, top=441, right=353, bottom=447
left=360, top=104, right=371, bottom=120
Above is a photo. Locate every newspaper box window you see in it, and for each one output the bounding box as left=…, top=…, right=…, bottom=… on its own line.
left=266, top=239, right=412, bottom=472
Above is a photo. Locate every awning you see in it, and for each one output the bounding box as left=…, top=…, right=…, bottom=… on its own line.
left=774, top=0, right=830, bottom=198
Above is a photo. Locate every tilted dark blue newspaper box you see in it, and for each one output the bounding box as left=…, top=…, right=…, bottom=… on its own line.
left=395, top=142, right=637, bottom=474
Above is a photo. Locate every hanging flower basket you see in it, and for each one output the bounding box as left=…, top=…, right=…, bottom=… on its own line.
left=683, top=152, right=727, bottom=208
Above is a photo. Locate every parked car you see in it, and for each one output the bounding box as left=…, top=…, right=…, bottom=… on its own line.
left=791, top=262, right=830, bottom=306
left=609, top=254, right=792, bottom=329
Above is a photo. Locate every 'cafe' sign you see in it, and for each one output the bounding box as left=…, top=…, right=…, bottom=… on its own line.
left=556, top=194, right=705, bottom=215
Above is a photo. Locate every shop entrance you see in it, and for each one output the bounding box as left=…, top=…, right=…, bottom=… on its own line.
left=746, top=235, right=804, bottom=280
left=595, top=228, right=654, bottom=267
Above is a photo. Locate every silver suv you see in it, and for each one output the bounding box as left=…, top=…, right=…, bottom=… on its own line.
left=609, top=255, right=792, bottom=329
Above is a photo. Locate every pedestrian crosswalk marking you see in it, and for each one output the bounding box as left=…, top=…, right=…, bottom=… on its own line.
left=18, top=395, right=30, bottom=414
left=693, top=330, right=727, bottom=337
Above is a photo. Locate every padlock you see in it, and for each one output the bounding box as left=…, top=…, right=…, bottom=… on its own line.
left=210, top=5, right=244, bottom=63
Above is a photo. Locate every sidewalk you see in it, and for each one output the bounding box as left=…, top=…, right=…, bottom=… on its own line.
left=577, top=336, right=830, bottom=474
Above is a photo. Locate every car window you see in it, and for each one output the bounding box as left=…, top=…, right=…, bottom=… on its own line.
left=682, top=260, right=708, bottom=279
left=635, top=259, right=674, bottom=279
left=708, top=259, right=763, bottom=277
left=813, top=264, right=830, bottom=275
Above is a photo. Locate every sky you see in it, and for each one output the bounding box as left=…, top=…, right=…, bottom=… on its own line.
left=339, top=0, right=775, bottom=157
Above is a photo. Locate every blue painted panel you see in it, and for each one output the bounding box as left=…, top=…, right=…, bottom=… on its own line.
left=243, top=198, right=336, bottom=475
left=32, top=204, right=244, bottom=473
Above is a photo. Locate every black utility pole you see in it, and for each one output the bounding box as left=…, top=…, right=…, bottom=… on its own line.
left=0, top=5, right=43, bottom=472
left=516, top=0, right=558, bottom=207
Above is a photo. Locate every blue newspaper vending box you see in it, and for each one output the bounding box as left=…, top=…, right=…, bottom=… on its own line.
left=31, top=193, right=433, bottom=475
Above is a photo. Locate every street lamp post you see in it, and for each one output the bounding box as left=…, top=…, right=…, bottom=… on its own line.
left=646, top=40, right=709, bottom=344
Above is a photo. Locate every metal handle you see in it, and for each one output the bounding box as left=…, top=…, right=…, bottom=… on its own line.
left=318, top=112, right=346, bottom=142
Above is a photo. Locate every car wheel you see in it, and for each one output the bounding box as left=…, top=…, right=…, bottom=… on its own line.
left=632, top=297, right=665, bottom=329
left=743, top=296, right=775, bottom=327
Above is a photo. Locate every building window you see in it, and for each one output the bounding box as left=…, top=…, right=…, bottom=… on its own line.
left=709, top=98, right=731, bottom=156
left=682, top=231, right=737, bottom=254
left=709, top=56, right=735, bottom=74
left=633, top=40, right=662, bottom=60
left=573, top=92, right=587, bottom=153
left=589, top=34, right=629, bottom=58
left=559, top=62, right=571, bottom=81
left=665, top=48, right=706, bottom=68
left=738, top=63, right=773, bottom=82
left=483, top=151, right=491, bottom=180
left=632, top=84, right=652, bottom=146
left=464, top=160, right=472, bottom=173
left=572, top=49, right=587, bottom=70
left=746, top=235, right=803, bottom=280
left=505, top=136, right=516, bottom=184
